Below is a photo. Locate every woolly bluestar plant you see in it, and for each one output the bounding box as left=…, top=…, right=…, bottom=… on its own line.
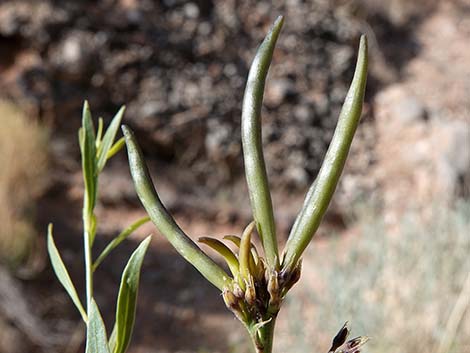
left=123, top=16, right=368, bottom=353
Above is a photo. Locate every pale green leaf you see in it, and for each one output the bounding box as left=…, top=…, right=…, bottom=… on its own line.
left=47, top=224, right=87, bottom=322
left=86, top=299, right=110, bottom=353
left=81, top=101, right=97, bottom=212
left=96, top=106, right=126, bottom=172
left=93, top=216, right=150, bottom=272
left=108, top=325, right=117, bottom=353
left=113, top=236, right=151, bottom=353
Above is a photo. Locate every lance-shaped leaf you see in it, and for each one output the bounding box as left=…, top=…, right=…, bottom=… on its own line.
left=199, top=237, right=240, bottom=278
left=282, top=35, right=368, bottom=272
left=108, top=326, right=117, bottom=353
left=113, top=236, right=151, bottom=353
left=47, top=224, right=88, bottom=322
left=86, top=299, right=110, bottom=353
left=80, top=101, right=97, bottom=214
left=107, top=137, right=126, bottom=160
left=122, top=125, right=230, bottom=291
left=97, top=106, right=126, bottom=172
left=93, top=216, right=150, bottom=272
left=241, top=16, right=284, bottom=270
left=96, top=117, right=104, bottom=147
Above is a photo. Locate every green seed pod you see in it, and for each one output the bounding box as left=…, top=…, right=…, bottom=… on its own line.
left=282, top=35, right=368, bottom=273
left=123, top=126, right=230, bottom=290
left=241, top=16, right=284, bottom=270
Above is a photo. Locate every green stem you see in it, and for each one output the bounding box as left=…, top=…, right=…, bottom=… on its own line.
left=251, top=317, right=277, bottom=353
left=83, top=200, right=94, bottom=312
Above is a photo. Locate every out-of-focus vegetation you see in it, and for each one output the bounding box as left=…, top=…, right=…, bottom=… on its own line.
left=277, top=201, right=470, bottom=353
left=0, top=101, right=48, bottom=268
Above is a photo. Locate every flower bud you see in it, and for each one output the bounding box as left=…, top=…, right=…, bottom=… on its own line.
left=233, top=283, right=245, bottom=299
left=244, top=276, right=257, bottom=306
left=222, top=289, right=239, bottom=310
left=268, top=270, right=280, bottom=307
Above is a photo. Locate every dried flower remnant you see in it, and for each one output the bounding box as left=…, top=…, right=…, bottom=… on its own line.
left=328, top=322, right=369, bottom=353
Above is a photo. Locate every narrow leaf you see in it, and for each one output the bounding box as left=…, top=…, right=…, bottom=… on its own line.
left=86, top=299, right=110, bottom=353
left=81, top=101, right=97, bottom=213
left=47, top=224, right=87, bottom=322
left=198, top=237, right=239, bottom=277
left=93, top=216, right=150, bottom=272
left=107, top=137, right=126, bottom=160
left=97, top=106, right=126, bottom=172
left=96, top=117, right=104, bottom=147
left=241, top=16, right=284, bottom=269
left=108, top=325, right=117, bottom=353
left=123, top=125, right=230, bottom=290
left=282, top=35, right=368, bottom=272
left=113, top=236, right=151, bottom=353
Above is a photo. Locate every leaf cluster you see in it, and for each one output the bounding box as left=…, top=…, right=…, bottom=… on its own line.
left=48, top=104, right=151, bottom=353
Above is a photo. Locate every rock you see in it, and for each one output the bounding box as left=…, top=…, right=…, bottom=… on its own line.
left=432, top=120, right=470, bottom=197
left=373, top=82, right=469, bottom=220
left=0, top=0, right=368, bottom=190
left=294, top=104, right=314, bottom=124
left=49, top=31, right=98, bottom=76
left=265, top=78, right=296, bottom=108
left=375, top=84, right=427, bottom=125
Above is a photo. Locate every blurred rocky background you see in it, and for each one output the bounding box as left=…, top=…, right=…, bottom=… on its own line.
left=0, top=0, right=469, bottom=353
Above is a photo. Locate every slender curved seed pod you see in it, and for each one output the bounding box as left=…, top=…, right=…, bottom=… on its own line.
left=122, top=126, right=230, bottom=290
left=224, top=234, right=260, bottom=275
left=239, top=222, right=255, bottom=279
left=223, top=235, right=242, bottom=248
left=224, top=235, right=260, bottom=259
left=241, top=16, right=284, bottom=270
left=282, top=35, right=368, bottom=272
left=198, top=237, right=240, bottom=278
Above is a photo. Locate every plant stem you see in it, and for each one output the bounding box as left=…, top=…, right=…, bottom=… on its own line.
left=251, top=317, right=277, bottom=353
left=83, top=201, right=94, bottom=312
left=83, top=190, right=95, bottom=316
